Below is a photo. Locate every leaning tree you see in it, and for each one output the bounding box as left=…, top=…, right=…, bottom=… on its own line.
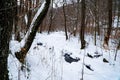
left=15, top=0, right=51, bottom=64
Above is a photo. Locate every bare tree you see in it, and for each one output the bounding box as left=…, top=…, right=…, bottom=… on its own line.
left=63, top=0, right=68, bottom=40
left=80, top=0, right=86, bottom=49
left=15, top=0, right=51, bottom=63
left=103, top=0, right=112, bottom=48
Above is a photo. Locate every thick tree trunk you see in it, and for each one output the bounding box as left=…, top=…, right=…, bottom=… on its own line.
left=0, top=0, right=16, bottom=79
left=15, top=0, right=51, bottom=63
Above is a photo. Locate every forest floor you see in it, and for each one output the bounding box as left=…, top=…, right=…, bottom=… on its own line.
left=9, top=31, right=120, bottom=80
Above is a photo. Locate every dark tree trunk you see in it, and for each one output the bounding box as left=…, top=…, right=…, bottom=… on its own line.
left=15, top=0, right=51, bottom=63
left=80, top=0, right=86, bottom=49
left=48, top=0, right=53, bottom=34
left=74, top=0, right=80, bottom=37
left=27, top=0, right=32, bottom=28
left=63, top=0, right=68, bottom=40
left=104, top=0, right=112, bottom=47
left=0, top=0, right=16, bottom=79
left=94, top=0, right=97, bottom=46
left=39, top=22, right=43, bottom=33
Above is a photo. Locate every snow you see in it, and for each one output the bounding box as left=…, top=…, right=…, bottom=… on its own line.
left=24, top=14, right=28, bottom=25
left=17, top=0, right=20, bottom=6
left=113, top=16, right=120, bottom=28
left=53, top=0, right=79, bottom=8
left=9, top=31, right=120, bottom=80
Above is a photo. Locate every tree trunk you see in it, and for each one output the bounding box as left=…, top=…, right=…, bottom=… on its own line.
left=80, top=0, right=86, bottom=49
left=27, top=0, right=32, bottom=29
left=63, top=0, right=68, bottom=40
left=74, top=0, right=80, bottom=36
left=115, top=1, right=120, bottom=36
left=114, top=1, right=120, bottom=60
left=103, top=0, right=112, bottom=47
left=15, top=0, right=51, bottom=63
left=0, top=0, right=16, bottom=79
left=48, top=0, right=53, bottom=34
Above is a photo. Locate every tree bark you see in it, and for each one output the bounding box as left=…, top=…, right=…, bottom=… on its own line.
left=63, top=0, right=68, bottom=40
left=103, top=0, right=112, bottom=47
left=48, top=0, right=53, bottom=34
left=27, top=0, right=32, bottom=29
left=80, top=0, right=86, bottom=49
left=15, top=0, right=51, bottom=63
left=0, top=0, right=16, bottom=79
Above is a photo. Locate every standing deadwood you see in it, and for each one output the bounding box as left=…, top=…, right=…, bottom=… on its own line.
left=103, top=0, right=112, bottom=48
left=15, top=0, right=51, bottom=63
left=80, top=0, right=86, bottom=49
left=0, top=0, right=16, bottom=79
left=63, top=0, right=68, bottom=40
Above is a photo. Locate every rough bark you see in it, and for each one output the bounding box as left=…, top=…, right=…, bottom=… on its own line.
left=15, top=0, right=51, bottom=63
left=0, top=0, right=16, bottom=79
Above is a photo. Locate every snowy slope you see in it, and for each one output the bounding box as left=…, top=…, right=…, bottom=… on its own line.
left=9, top=31, right=120, bottom=80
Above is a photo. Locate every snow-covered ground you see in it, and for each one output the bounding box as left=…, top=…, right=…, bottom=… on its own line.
left=9, top=31, right=120, bottom=80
